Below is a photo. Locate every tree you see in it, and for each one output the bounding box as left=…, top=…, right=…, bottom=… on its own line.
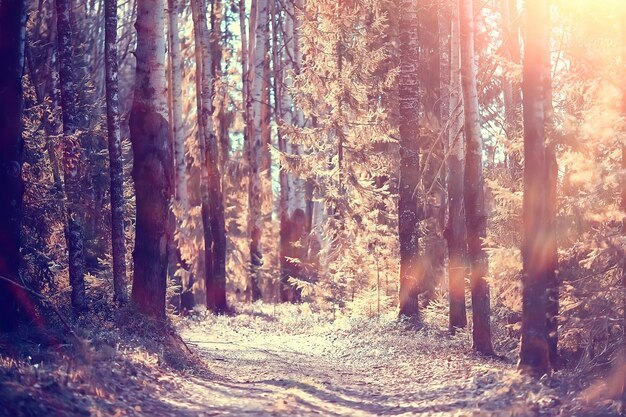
left=543, top=14, right=559, bottom=370
left=167, top=0, right=194, bottom=312
left=195, top=0, right=228, bottom=313
left=397, top=0, right=421, bottom=319
left=518, top=0, right=550, bottom=376
left=246, top=0, right=270, bottom=301
left=129, top=0, right=173, bottom=318
left=446, top=0, right=468, bottom=330
left=621, top=7, right=626, bottom=345
left=458, top=0, right=494, bottom=354
left=168, top=0, right=189, bottom=211
left=104, top=0, right=128, bottom=305
left=56, top=0, right=88, bottom=312
left=0, top=0, right=27, bottom=331
left=501, top=0, right=523, bottom=179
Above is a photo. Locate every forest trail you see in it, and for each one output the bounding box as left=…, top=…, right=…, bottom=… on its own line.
left=147, top=305, right=598, bottom=417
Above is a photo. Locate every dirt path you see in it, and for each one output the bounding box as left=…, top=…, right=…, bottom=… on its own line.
left=147, top=306, right=617, bottom=417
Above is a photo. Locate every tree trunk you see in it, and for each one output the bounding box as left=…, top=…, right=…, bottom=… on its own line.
left=501, top=0, right=523, bottom=180
left=167, top=0, right=194, bottom=313
left=397, top=0, right=421, bottom=320
left=192, top=0, right=228, bottom=313
left=168, top=0, right=189, bottom=210
left=447, top=1, right=468, bottom=331
left=56, top=0, right=88, bottom=313
left=211, top=0, right=230, bottom=170
left=518, top=0, right=550, bottom=376
left=72, top=1, right=108, bottom=272
left=622, top=8, right=626, bottom=349
left=272, top=0, right=290, bottom=302
left=0, top=0, right=27, bottom=332
left=130, top=0, right=173, bottom=318
left=458, top=0, right=493, bottom=354
left=246, top=0, right=269, bottom=301
left=543, top=19, right=559, bottom=370
left=104, top=0, right=129, bottom=305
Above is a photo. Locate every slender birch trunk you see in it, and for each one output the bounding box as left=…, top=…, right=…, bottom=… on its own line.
left=246, top=0, right=270, bottom=301
left=104, top=0, right=129, bottom=305
left=56, top=0, right=88, bottom=313
left=168, top=0, right=189, bottom=210
left=129, top=0, right=173, bottom=318
left=458, top=0, right=493, bottom=354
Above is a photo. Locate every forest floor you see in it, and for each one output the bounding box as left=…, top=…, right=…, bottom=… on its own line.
left=0, top=302, right=623, bottom=416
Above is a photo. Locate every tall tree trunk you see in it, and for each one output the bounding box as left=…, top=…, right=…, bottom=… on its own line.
left=501, top=0, right=523, bottom=180
left=272, top=0, right=290, bottom=302
left=621, top=8, right=626, bottom=350
left=246, top=0, right=269, bottom=301
left=446, top=1, right=468, bottom=331
left=104, top=0, right=129, bottom=305
left=72, top=1, right=108, bottom=272
left=168, top=0, right=189, bottom=210
left=56, top=0, right=88, bottom=313
left=211, top=0, right=229, bottom=170
left=458, top=0, right=493, bottom=354
left=397, top=0, right=421, bottom=320
left=192, top=0, right=228, bottom=313
left=129, top=0, right=173, bottom=318
left=518, top=0, right=550, bottom=376
left=168, top=0, right=194, bottom=313
left=0, top=0, right=27, bottom=332
left=543, top=17, right=559, bottom=370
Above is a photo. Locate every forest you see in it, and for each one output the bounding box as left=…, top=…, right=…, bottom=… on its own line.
left=0, top=0, right=625, bottom=415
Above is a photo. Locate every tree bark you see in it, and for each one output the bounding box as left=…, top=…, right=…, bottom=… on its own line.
left=168, top=0, right=189, bottom=210
left=447, top=1, right=468, bottom=331
left=0, top=0, right=27, bottom=332
left=518, top=0, right=550, bottom=376
left=501, top=0, right=523, bottom=180
left=56, top=0, right=88, bottom=313
left=458, top=0, right=493, bottom=354
left=192, top=0, right=228, bottom=313
left=104, top=0, right=129, bottom=305
left=246, top=0, right=270, bottom=301
left=620, top=8, right=626, bottom=350
left=167, top=0, right=194, bottom=313
left=130, top=0, right=173, bottom=318
left=397, top=0, right=421, bottom=320
left=543, top=18, right=559, bottom=370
